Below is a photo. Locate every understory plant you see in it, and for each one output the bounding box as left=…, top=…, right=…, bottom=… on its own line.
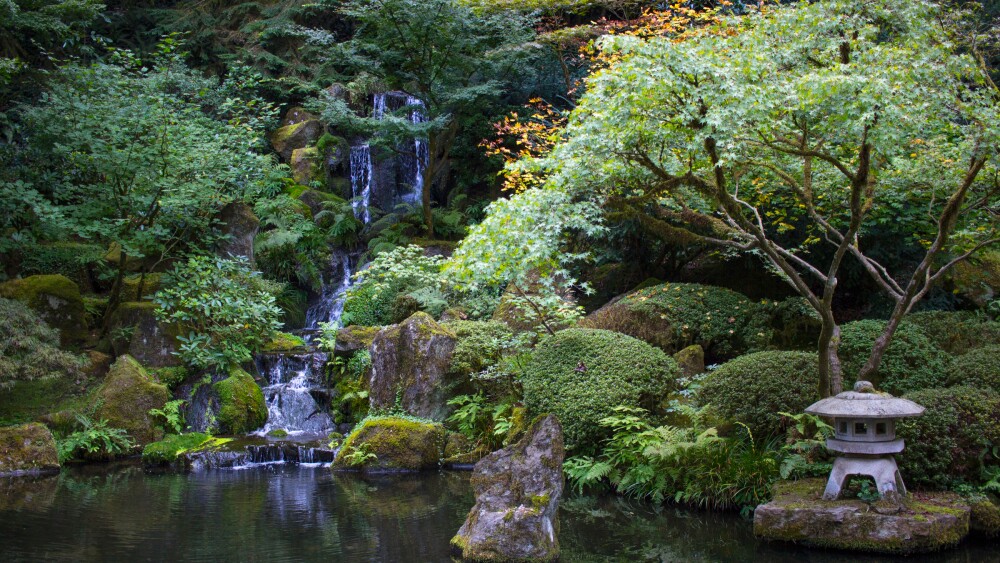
left=57, top=415, right=135, bottom=462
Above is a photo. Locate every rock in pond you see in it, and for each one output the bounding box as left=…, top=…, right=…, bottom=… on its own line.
left=213, top=368, right=268, bottom=435
left=95, top=355, right=170, bottom=447
left=332, top=416, right=446, bottom=472
left=754, top=479, right=970, bottom=554
left=369, top=312, right=457, bottom=420
left=451, top=414, right=564, bottom=562
left=0, top=423, right=60, bottom=477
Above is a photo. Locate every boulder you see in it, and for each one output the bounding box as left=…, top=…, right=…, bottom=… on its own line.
left=754, top=479, right=970, bottom=554
left=95, top=355, right=170, bottom=446
left=970, top=495, right=1000, bottom=537
left=108, top=301, right=181, bottom=367
left=120, top=273, right=162, bottom=302
left=369, top=312, right=458, bottom=420
left=0, top=423, right=60, bottom=476
left=451, top=415, right=564, bottom=562
left=280, top=106, right=318, bottom=127
left=212, top=368, right=268, bottom=435
left=442, top=432, right=488, bottom=467
left=491, top=271, right=576, bottom=334
left=335, top=325, right=380, bottom=354
left=216, top=202, right=259, bottom=263
left=332, top=416, right=446, bottom=472
left=0, top=274, right=87, bottom=345
left=672, top=344, right=705, bottom=377
left=269, top=119, right=323, bottom=162
left=290, top=146, right=326, bottom=185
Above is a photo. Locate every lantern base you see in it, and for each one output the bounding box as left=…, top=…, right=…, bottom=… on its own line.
left=823, top=456, right=906, bottom=500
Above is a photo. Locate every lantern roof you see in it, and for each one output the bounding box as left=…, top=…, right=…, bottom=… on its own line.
left=805, top=381, right=924, bottom=419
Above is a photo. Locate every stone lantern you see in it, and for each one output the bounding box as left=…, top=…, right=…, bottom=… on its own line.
left=804, top=381, right=924, bottom=500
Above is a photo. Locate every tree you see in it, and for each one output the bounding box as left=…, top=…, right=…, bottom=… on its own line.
left=317, top=0, right=538, bottom=236
left=480, top=0, right=1000, bottom=396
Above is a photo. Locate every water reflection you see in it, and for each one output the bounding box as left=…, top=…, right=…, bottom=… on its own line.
left=0, top=464, right=995, bottom=562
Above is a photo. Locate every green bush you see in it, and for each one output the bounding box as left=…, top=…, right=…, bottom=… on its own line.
left=580, top=283, right=770, bottom=361
left=945, top=346, right=1000, bottom=392
left=445, top=320, right=514, bottom=377
left=838, top=320, right=950, bottom=395
left=697, top=351, right=819, bottom=439
left=154, top=255, right=283, bottom=370
left=0, top=297, right=84, bottom=389
left=522, top=328, right=680, bottom=453
left=907, top=310, right=1000, bottom=355
left=342, top=279, right=399, bottom=327
left=897, top=386, right=1000, bottom=489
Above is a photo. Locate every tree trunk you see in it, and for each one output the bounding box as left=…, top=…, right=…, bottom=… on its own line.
left=102, top=250, right=129, bottom=335
left=816, top=313, right=843, bottom=397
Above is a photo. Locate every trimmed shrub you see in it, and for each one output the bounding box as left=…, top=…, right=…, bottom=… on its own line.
left=697, top=351, right=819, bottom=439
left=838, top=320, right=949, bottom=395
left=897, top=386, right=1000, bottom=489
left=945, top=346, right=1000, bottom=392
left=521, top=328, right=680, bottom=453
left=580, top=283, right=770, bottom=362
left=907, top=310, right=1000, bottom=355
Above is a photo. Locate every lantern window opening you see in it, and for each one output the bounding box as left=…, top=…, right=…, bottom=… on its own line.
left=854, top=421, right=868, bottom=436
left=875, top=422, right=887, bottom=436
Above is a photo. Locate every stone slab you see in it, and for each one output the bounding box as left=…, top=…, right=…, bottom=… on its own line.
left=754, top=479, right=969, bottom=554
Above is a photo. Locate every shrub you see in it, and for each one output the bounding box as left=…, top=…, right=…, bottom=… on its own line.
left=945, top=346, right=1000, bottom=392
left=343, top=244, right=447, bottom=327
left=521, top=328, right=680, bottom=453
left=0, top=297, right=84, bottom=389
left=342, top=279, right=399, bottom=327
left=154, top=255, right=283, bottom=370
left=907, top=310, right=1000, bottom=355
left=838, top=320, right=949, bottom=395
left=697, top=351, right=819, bottom=439
left=897, top=386, right=1000, bottom=489
left=580, top=283, right=770, bottom=361
left=444, top=320, right=514, bottom=377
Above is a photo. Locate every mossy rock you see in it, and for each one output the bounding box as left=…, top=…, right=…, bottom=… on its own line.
left=442, top=431, right=489, bottom=466
left=298, top=188, right=344, bottom=219
left=335, top=325, right=380, bottom=354
left=579, top=282, right=770, bottom=362
left=261, top=332, right=307, bottom=353
left=0, top=423, right=60, bottom=476
left=107, top=301, right=182, bottom=367
left=332, top=415, right=446, bottom=472
left=290, top=147, right=327, bottom=185
left=141, top=432, right=214, bottom=466
left=212, top=368, right=267, bottom=435
left=120, top=273, right=163, bottom=302
left=148, top=366, right=189, bottom=390
left=95, top=355, right=170, bottom=446
left=18, top=241, right=104, bottom=292
left=969, top=496, right=1000, bottom=537
left=269, top=119, right=322, bottom=162
left=102, top=242, right=145, bottom=272
left=0, top=274, right=87, bottom=344
left=672, top=344, right=705, bottom=377
left=216, top=202, right=260, bottom=263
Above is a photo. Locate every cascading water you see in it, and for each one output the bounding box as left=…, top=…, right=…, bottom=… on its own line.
left=255, top=353, right=334, bottom=437
left=349, top=144, right=373, bottom=224
left=305, top=249, right=355, bottom=331
left=404, top=95, right=428, bottom=206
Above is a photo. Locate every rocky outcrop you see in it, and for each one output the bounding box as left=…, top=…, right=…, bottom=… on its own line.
left=754, top=479, right=970, bottom=554
left=107, top=301, right=181, bottom=367
left=212, top=368, right=268, bottom=435
left=270, top=118, right=322, bottom=162
left=0, top=423, right=60, bottom=476
left=95, top=355, right=170, bottom=446
left=0, top=274, right=87, bottom=345
left=332, top=416, right=446, bottom=472
left=290, top=147, right=326, bottom=185
left=672, top=344, right=705, bottom=377
left=369, top=312, right=458, bottom=420
left=335, top=325, right=380, bottom=354
left=451, top=415, right=564, bottom=562
left=216, top=202, right=259, bottom=263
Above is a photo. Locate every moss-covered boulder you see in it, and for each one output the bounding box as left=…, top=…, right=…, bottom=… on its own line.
left=451, top=415, right=564, bottom=562
left=0, top=275, right=87, bottom=345
left=754, top=479, right=970, bottom=554
left=94, top=355, right=170, bottom=446
left=260, top=331, right=307, bottom=353
left=107, top=301, right=181, bottom=367
left=580, top=282, right=769, bottom=362
left=839, top=320, right=950, bottom=395
left=102, top=242, right=144, bottom=272
left=369, top=312, right=458, bottom=421
left=216, top=202, right=259, bottom=264
left=970, top=495, right=1000, bottom=537
left=141, top=432, right=215, bottom=466
left=442, top=432, right=489, bottom=466
left=332, top=415, right=446, bottom=472
left=491, top=272, right=576, bottom=334
left=290, top=147, right=326, bottom=185
left=0, top=423, right=60, bottom=476
left=120, top=273, right=163, bottom=302
left=335, top=325, right=380, bottom=354
left=269, top=118, right=322, bottom=162
left=522, top=328, right=679, bottom=453
left=672, top=344, right=705, bottom=377
left=212, top=368, right=267, bottom=435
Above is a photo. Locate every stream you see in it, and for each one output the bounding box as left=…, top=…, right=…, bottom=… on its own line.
left=0, top=462, right=996, bottom=562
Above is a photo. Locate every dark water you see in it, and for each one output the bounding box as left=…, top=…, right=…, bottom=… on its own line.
left=0, top=463, right=996, bottom=562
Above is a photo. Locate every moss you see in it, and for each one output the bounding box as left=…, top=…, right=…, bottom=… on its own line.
left=212, top=368, right=267, bottom=435
left=522, top=328, right=679, bottom=453
left=333, top=415, right=446, bottom=471
left=261, top=331, right=306, bottom=353
left=141, top=432, right=213, bottom=465
left=580, top=282, right=770, bottom=362
left=148, top=366, right=189, bottom=390
left=530, top=493, right=550, bottom=510
left=283, top=183, right=309, bottom=200
left=0, top=423, right=60, bottom=474
left=336, top=325, right=380, bottom=352
left=120, top=273, right=163, bottom=302
left=698, top=351, right=819, bottom=439
left=969, top=496, right=1000, bottom=537
left=95, top=355, right=169, bottom=446
left=672, top=344, right=705, bottom=377
left=949, top=249, right=1000, bottom=306
left=290, top=147, right=326, bottom=185
left=504, top=407, right=529, bottom=446
left=267, top=429, right=289, bottom=438
left=443, top=320, right=513, bottom=377
left=0, top=274, right=87, bottom=344
left=102, top=242, right=144, bottom=271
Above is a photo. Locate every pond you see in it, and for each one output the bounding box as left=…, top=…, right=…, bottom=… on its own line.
left=0, top=463, right=994, bottom=562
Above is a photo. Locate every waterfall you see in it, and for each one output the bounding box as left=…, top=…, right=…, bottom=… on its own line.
left=305, top=249, right=354, bottom=331
left=404, top=95, right=428, bottom=206
left=255, top=353, right=334, bottom=437
left=349, top=144, right=373, bottom=224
